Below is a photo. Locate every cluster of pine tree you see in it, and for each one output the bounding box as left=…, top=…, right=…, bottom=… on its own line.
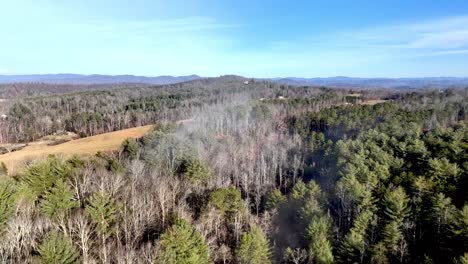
left=0, top=82, right=466, bottom=263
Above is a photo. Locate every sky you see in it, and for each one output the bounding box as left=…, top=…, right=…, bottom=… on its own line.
left=1, top=0, right=468, bottom=77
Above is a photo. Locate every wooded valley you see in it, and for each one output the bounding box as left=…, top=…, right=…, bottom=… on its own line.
left=0, top=77, right=467, bottom=263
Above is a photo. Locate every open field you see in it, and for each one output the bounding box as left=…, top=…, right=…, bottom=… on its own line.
left=359, top=99, right=389, bottom=105
left=0, top=125, right=153, bottom=173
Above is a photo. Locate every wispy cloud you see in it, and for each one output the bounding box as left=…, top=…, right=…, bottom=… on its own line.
left=341, top=15, right=468, bottom=51
left=68, top=16, right=240, bottom=36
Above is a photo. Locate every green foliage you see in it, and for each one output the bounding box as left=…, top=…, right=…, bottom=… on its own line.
left=85, top=192, right=118, bottom=238
left=307, top=216, right=334, bottom=264
left=37, top=232, right=80, bottom=264
left=382, top=221, right=402, bottom=252
left=430, top=193, right=456, bottom=232
left=40, top=179, right=79, bottom=221
left=370, top=243, right=389, bottom=264
left=121, top=138, right=140, bottom=160
left=207, top=187, right=243, bottom=218
left=291, top=180, right=308, bottom=200
left=455, top=253, right=468, bottom=264
left=236, top=226, right=272, bottom=264
left=451, top=205, right=468, bottom=238
left=428, top=158, right=460, bottom=192
left=19, top=157, right=73, bottom=201
left=265, top=189, right=286, bottom=210
left=67, top=155, right=85, bottom=169
left=383, top=187, right=410, bottom=224
left=0, top=179, right=16, bottom=231
left=156, top=218, right=211, bottom=264
left=179, top=157, right=212, bottom=184
left=339, top=210, right=373, bottom=263
left=297, top=180, right=324, bottom=222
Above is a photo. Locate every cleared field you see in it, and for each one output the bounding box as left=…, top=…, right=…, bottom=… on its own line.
left=0, top=125, right=153, bottom=173
left=359, top=99, right=389, bottom=105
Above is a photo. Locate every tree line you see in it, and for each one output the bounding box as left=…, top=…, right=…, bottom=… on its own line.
left=0, top=78, right=466, bottom=263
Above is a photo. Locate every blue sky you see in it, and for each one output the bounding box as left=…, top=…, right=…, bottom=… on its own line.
left=2, top=0, right=468, bottom=77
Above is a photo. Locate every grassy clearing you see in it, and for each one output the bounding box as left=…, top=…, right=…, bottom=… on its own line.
left=0, top=125, right=153, bottom=173
left=359, top=99, right=389, bottom=105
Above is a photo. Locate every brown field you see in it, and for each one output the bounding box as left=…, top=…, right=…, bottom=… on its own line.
left=0, top=125, right=153, bottom=173
left=346, top=93, right=363, bottom=97
left=359, top=99, right=389, bottom=105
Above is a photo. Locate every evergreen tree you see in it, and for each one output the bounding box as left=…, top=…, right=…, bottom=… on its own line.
left=20, top=157, right=73, bottom=201
left=451, top=205, right=468, bottom=239
left=85, top=191, right=118, bottom=238
left=121, top=138, right=140, bottom=160
left=455, top=253, right=468, bottom=264
left=383, top=187, right=410, bottom=224
left=236, top=226, right=272, bottom=264
left=40, top=179, right=79, bottom=222
left=265, top=189, right=286, bottom=210
left=428, top=158, right=460, bottom=192
left=370, top=243, right=389, bottom=264
left=208, top=187, right=244, bottom=219
left=180, top=158, right=212, bottom=184
left=156, top=218, right=211, bottom=264
left=430, top=193, right=455, bottom=236
left=307, top=216, right=334, bottom=264
left=0, top=180, right=16, bottom=231
left=382, top=221, right=402, bottom=252
left=37, top=232, right=80, bottom=264
left=339, top=210, right=373, bottom=263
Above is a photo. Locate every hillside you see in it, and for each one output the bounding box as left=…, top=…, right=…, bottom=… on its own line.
left=0, top=125, right=153, bottom=172
left=0, top=74, right=201, bottom=85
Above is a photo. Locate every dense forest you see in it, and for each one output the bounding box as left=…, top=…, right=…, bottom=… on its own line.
left=0, top=77, right=467, bottom=263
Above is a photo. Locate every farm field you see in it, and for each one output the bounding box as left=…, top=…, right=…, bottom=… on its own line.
left=0, top=125, right=153, bottom=173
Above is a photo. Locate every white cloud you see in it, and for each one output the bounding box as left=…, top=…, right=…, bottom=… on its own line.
left=341, top=15, right=468, bottom=50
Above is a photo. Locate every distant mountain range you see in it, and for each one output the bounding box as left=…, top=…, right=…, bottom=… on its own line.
left=1, top=74, right=468, bottom=89
left=273, top=76, right=468, bottom=89
left=0, top=74, right=201, bottom=85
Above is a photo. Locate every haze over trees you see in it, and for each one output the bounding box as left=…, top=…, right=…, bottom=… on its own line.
left=0, top=76, right=467, bottom=263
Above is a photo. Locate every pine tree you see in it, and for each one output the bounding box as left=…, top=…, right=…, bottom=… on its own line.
left=85, top=191, right=119, bottom=263
left=85, top=191, right=118, bottom=238
left=455, top=253, right=468, bottom=264
left=339, top=210, right=373, bottom=263
left=451, top=205, right=468, bottom=239
left=156, top=218, right=211, bottom=264
left=307, top=216, right=334, bottom=264
left=236, top=225, right=272, bottom=264
left=0, top=180, right=16, bottom=231
left=180, top=157, right=212, bottom=184
left=430, top=193, right=455, bottom=236
left=370, top=243, right=389, bottom=264
left=383, top=187, right=410, bottom=224
left=37, top=232, right=80, bottom=264
left=40, top=179, right=79, bottom=222
left=428, top=158, right=460, bottom=192
left=382, top=221, right=402, bottom=252
left=208, top=187, right=244, bottom=219
left=265, top=189, right=286, bottom=210
left=121, top=138, right=140, bottom=160
left=20, top=157, right=73, bottom=201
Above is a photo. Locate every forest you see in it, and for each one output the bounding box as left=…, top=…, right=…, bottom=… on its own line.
left=0, top=76, right=467, bottom=263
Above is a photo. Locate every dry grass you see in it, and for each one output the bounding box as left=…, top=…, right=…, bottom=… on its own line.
left=359, top=99, right=388, bottom=105
left=346, top=93, right=363, bottom=97
left=0, top=125, right=153, bottom=173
